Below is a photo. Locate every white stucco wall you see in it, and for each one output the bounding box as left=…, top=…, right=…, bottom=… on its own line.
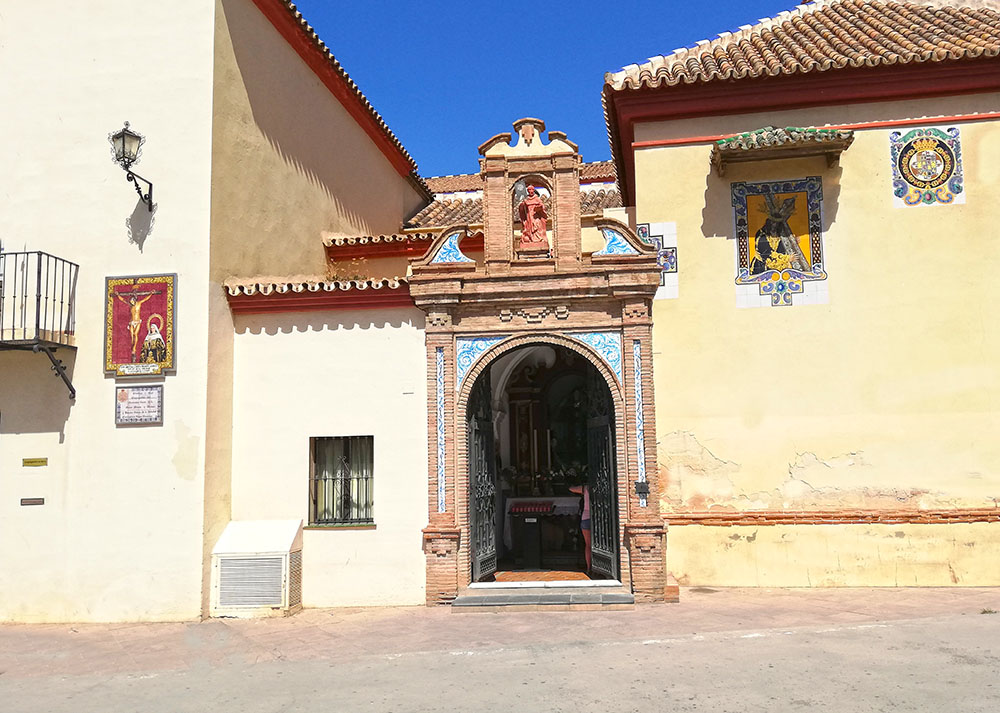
left=231, top=308, right=428, bottom=607
left=0, top=1, right=215, bottom=621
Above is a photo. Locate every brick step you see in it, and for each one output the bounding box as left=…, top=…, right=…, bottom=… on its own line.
left=451, top=585, right=634, bottom=612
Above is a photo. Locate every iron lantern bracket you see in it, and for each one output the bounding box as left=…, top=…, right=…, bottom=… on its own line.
left=125, top=170, right=154, bottom=212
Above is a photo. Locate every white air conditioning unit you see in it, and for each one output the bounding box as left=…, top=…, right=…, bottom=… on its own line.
left=210, top=519, right=303, bottom=618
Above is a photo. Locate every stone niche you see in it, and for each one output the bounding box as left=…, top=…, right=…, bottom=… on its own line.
left=477, top=117, right=583, bottom=272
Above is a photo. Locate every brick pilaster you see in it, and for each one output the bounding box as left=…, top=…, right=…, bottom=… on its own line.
left=625, top=521, right=668, bottom=602
left=552, top=155, right=581, bottom=270
left=482, top=160, right=510, bottom=274
left=422, top=527, right=461, bottom=605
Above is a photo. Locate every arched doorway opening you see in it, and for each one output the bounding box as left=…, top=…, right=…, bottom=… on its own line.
left=466, top=342, right=619, bottom=583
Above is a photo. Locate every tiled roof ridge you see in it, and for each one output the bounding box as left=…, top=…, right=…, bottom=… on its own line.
left=277, top=2, right=431, bottom=197
left=321, top=232, right=434, bottom=247
left=406, top=187, right=622, bottom=229
left=425, top=160, right=617, bottom=193
left=605, top=0, right=1000, bottom=91
left=224, top=275, right=409, bottom=297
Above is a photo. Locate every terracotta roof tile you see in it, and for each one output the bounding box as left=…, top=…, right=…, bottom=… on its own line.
left=580, top=188, right=624, bottom=215
left=605, top=1, right=1000, bottom=91
left=580, top=160, right=617, bottom=182
left=424, top=161, right=617, bottom=194
left=407, top=188, right=623, bottom=229
left=424, top=174, right=482, bottom=193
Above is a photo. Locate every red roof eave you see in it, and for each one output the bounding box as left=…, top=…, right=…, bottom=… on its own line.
left=607, top=59, right=1000, bottom=206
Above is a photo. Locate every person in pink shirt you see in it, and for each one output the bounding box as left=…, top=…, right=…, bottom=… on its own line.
left=569, top=484, right=591, bottom=573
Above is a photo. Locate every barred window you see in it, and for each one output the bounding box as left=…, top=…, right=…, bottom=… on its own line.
left=310, top=436, right=374, bottom=525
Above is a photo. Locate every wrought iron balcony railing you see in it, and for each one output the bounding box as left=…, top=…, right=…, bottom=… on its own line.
left=0, top=251, right=78, bottom=348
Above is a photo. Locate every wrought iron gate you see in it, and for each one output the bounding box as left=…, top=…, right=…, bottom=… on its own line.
left=468, top=368, right=497, bottom=581
left=587, top=370, right=619, bottom=580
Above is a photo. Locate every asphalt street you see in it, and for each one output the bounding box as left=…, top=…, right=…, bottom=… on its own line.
left=2, top=588, right=998, bottom=712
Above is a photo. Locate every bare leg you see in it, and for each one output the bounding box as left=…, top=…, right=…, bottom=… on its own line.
left=582, top=528, right=592, bottom=572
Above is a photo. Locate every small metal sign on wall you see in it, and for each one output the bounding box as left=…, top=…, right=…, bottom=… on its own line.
left=115, top=384, right=164, bottom=426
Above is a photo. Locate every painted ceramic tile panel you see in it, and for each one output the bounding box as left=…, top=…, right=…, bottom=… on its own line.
left=567, top=331, right=623, bottom=385
left=104, top=274, right=176, bottom=375
left=455, top=336, right=507, bottom=386
left=732, top=177, right=826, bottom=308
left=636, top=222, right=678, bottom=300
left=890, top=126, right=965, bottom=207
left=593, top=227, right=639, bottom=256
left=430, top=230, right=474, bottom=263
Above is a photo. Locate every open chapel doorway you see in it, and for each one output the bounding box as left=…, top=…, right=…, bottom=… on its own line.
left=467, top=342, right=619, bottom=583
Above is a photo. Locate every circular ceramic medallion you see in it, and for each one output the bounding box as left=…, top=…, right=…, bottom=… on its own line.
left=898, top=136, right=954, bottom=190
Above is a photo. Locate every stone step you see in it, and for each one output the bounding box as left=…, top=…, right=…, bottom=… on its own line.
left=451, top=585, right=634, bottom=612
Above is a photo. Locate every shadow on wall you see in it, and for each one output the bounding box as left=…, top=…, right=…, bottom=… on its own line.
left=700, top=159, right=843, bottom=242
left=221, top=0, right=378, bottom=235
left=235, top=308, right=424, bottom=336
left=0, top=350, right=75, bottom=437
left=125, top=198, right=157, bottom=252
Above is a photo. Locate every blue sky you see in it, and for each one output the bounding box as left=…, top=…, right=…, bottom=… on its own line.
left=292, top=1, right=800, bottom=177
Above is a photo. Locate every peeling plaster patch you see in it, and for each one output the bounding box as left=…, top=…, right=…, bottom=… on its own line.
left=658, top=433, right=966, bottom=511
left=659, top=434, right=992, bottom=512
left=658, top=431, right=740, bottom=509
left=788, top=451, right=871, bottom=481
left=172, top=421, right=200, bottom=481
left=759, top=475, right=934, bottom=510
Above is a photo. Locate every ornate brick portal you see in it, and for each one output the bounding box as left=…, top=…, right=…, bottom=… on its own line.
left=411, top=119, right=666, bottom=605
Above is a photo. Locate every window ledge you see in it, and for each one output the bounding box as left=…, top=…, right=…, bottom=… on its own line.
left=304, top=524, right=377, bottom=531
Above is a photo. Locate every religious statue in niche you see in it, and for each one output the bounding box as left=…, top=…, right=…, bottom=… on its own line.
left=513, top=180, right=549, bottom=256
left=104, top=274, right=176, bottom=376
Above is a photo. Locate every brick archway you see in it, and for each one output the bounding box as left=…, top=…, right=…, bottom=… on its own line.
left=454, top=333, right=630, bottom=588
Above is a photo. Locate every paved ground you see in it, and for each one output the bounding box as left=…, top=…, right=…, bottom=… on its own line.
left=2, top=587, right=999, bottom=712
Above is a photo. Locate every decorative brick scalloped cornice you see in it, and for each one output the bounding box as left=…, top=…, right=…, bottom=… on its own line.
left=224, top=276, right=414, bottom=314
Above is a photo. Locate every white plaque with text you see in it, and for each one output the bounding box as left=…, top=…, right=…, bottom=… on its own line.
left=115, top=385, right=163, bottom=426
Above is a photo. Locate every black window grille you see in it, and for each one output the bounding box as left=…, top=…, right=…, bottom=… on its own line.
left=310, top=436, right=374, bottom=525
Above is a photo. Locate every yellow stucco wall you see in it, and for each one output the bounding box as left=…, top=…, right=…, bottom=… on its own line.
left=230, top=308, right=428, bottom=607
left=668, top=523, right=1000, bottom=587
left=210, top=0, right=427, bottom=282
left=0, top=1, right=216, bottom=622
left=636, top=93, right=1000, bottom=585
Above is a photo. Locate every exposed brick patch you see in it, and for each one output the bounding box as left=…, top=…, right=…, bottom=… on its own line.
left=625, top=522, right=667, bottom=602
left=422, top=527, right=462, bottom=606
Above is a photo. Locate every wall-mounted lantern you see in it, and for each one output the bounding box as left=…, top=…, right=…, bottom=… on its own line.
left=108, top=121, right=153, bottom=211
